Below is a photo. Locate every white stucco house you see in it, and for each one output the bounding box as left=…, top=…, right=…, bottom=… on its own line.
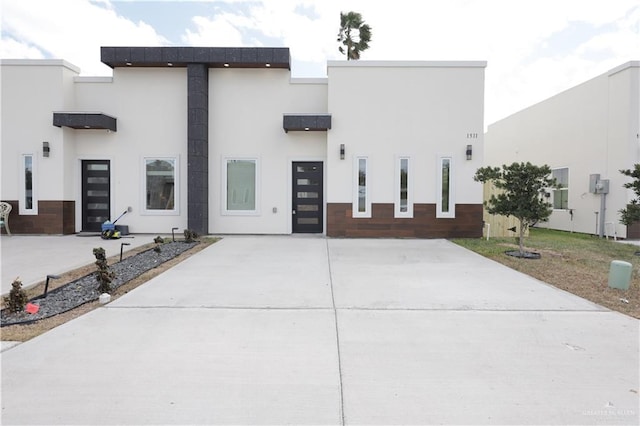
left=485, top=61, right=640, bottom=239
left=1, top=47, right=486, bottom=238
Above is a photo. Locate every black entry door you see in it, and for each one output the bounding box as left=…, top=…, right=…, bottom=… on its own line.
left=292, top=162, right=323, bottom=233
left=82, top=160, right=110, bottom=232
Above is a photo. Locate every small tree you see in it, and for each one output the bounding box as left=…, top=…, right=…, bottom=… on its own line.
left=93, top=247, right=115, bottom=294
left=619, top=164, right=640, bottom=226
left=337, top=11, right=372, bottom=60
left=184, top=229, right=199, bottom=243
left=3, top=278, right=28, bottom=313
left=474, top=162, right=556, bottom=256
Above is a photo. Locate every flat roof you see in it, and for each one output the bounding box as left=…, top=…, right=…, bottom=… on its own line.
left=327, top=60, right=487, bottom=68
left=0, top=59, right=81, bottom=73
left=101, top=47, right=290, bottom=70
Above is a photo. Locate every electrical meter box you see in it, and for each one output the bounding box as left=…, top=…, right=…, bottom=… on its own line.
left=597, top=179, right=610, bottom=194
left=589, top=174, right=600, bottom=193
left=589, top=174, right=609, bottom=194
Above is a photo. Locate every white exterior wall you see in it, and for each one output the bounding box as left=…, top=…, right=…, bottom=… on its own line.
left=326, top=61, right=486, bottom=207
left=485, top=62, right=640, bottom=238
left=1, top=60, right=79, bottom=207
left=1, top=55, right=488, bottom=237
left=73, top=68, right=188, bottom=233
left=209, top=70, right=327, bottom=234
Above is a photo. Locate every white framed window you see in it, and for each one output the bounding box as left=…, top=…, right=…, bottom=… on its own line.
left=143, top=157, right=178, bottom=215
left=19, top=154, right=37, bottom=215
left=223, top=158, right=259, bottom=215
left=353, top=156, right=371, bottom=218
left=437, top=156, right=455, bottom=218
left=552, top=167, right=569, bottom=210
left=395, top=156, right=413, bottom=218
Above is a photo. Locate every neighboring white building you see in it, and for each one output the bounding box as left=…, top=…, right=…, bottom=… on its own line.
left=1, top=47, right=486, bottom=238
left=485, top=61, right=640, bottom=239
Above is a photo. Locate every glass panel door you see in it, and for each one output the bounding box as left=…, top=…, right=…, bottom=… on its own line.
left=292, top=162, right=323, bottom=233
left=82, top=160, right=110, bottom=232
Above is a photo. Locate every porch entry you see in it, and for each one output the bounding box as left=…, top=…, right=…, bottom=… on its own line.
left=81, top=160, right=110, bottom=232
left=292, top=161, right=323, bottom=233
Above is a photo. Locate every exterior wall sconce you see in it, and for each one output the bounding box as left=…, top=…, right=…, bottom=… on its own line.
left=43, top=141, right=50, bottom=157
left=340, top=144, right=345, bottom=160
left=466, top=144, right=472, bottom=160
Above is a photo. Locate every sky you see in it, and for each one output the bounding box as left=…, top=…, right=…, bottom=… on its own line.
left=1, top=0, right=638, bottom=126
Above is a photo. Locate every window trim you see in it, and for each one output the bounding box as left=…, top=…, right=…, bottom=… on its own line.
left=436, top=155, right=455, bottom=218
left=19, top=154, right=37, bottom=215
left=141, top=156, right=179, bottom=216
left=352, top=156, right=371, bottom=218
left=551, top=167, right=569, bottom=210
left=222, top=157, right=260, bottom=216
left=394, top=156, right=413, bottom=218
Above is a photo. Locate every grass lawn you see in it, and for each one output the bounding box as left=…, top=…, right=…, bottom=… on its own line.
left=452, top=228, right=640, bottom=319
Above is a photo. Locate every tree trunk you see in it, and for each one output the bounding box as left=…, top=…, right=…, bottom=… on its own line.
left=519, top=219, right=525, bottom=256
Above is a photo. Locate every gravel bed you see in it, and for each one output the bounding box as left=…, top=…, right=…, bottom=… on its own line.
left=1, top=241, right=197, bottom=326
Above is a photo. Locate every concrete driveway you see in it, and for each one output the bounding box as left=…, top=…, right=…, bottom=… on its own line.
left=1, top=236, right=638, bottom=425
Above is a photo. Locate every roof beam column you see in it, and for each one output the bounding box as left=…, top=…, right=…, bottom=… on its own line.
left=187, top=63, right=208, bottom=234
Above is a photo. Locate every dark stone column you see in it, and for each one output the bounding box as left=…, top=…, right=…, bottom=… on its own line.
left=187, top=64, right=209, bottom=234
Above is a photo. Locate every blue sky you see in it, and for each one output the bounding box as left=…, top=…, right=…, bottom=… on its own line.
left=1, top=0, right=638, bottom=125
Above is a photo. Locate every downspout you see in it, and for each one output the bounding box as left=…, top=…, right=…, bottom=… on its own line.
left=599, top=192, right=606, bottom=239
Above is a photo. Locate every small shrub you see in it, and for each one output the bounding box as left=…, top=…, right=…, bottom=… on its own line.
left=153, top=236, right=165, bottom=253
left=184, top=229, right=199, bottom=243
left=93, top=247, right=115, bottom=294
left=3, top=278, right=28, bottom=313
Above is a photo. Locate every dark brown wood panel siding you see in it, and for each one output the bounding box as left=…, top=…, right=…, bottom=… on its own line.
left=627, top=221, right=640, bottom=239
left=1, top=200, right=75, bottom=235
left=327, top=203, right=483, bottom=238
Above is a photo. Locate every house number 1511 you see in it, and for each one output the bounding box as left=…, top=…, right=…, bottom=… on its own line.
left=466, top=133, right=478, bottom=139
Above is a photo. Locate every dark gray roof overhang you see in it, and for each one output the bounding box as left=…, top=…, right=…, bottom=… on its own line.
left=53, top=112, right=117, bottom=131
left=101, top=47, right=290, bottom=69
left=283, top=114, right=331, bottom=133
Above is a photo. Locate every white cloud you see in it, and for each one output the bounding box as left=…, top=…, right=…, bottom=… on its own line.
left=0, top=37, right=46, bottom=59
left=181, top=1, right=338, bottom=63
left=182, top=14, right=245, bottom=46
left=1, top=0, right=168, bottom=75
left=1, top=0, right=637, bottom=124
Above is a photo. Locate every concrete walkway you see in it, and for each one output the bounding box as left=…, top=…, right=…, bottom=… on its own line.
left=1, top=236, right=638, bottom=425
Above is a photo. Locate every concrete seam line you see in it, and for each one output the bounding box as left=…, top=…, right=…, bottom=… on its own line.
left=326, top=239, right=346, bottom=426
left=105, top=306, right=334, bottom=310
left=328, top=307, right=612, bottom=313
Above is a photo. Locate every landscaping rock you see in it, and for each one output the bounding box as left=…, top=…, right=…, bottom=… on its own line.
left=1, top=242, right=197, bottom=326
left=504, top=250, right=541, bottom=259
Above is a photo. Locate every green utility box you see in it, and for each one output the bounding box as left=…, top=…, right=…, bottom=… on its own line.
left=608, top=260, right=632, bottom=290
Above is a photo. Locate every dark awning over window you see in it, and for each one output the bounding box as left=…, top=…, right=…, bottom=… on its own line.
left=101, top=47, right=290, bottom=70
left=283, top=114, right=331, bottom=133
left=53, top=112, right=117, bottom=131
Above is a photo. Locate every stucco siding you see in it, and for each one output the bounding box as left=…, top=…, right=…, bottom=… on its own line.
left=73, top=68, right=188, bottom=233
left=326, top=62, right=485, bottom=206
left=209, top=70, right=327, bottom=234
left=485, top=62, right=640, bottom=238
left=1, top=52, right=487, bottom=237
